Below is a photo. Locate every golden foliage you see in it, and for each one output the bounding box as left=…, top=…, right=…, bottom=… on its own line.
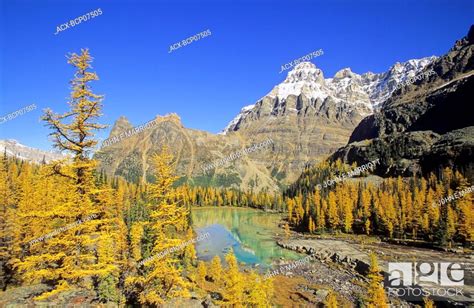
left=324, top=290, right=338, bottom=308
left=1, top=49, right=273, bottom=306
left=366, top=253, right=388, bottom=308
left=286, top=163, right=473, bottom=246
left=208, top=255, right=222, bottom=282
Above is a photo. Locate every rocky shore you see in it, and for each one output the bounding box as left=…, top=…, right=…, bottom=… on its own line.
left=276, top=235, right=474, bottom=306
left=277, top=238, right=371, bottom=275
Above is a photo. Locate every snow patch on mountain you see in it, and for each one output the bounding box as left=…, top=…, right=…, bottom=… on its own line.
left=219, top=104, right=256, bottom=135
left=363, top=56, right=437, bottom=107
left=0, top=139, right=66, bottom=163
left=221, top=56, right=437, bottom=134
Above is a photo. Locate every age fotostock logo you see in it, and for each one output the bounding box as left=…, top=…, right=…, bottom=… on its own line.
left=387, top=262, right=466, bottom=300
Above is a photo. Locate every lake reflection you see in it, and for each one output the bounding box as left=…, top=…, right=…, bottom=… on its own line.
left=192, top=207, right=300, bottom=267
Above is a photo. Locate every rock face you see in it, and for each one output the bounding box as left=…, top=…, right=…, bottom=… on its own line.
left=331, top=26, right=474, bottom=182
left=95, top=49, right=439, bottom=191
left=278, top=237, right=474, bottom=305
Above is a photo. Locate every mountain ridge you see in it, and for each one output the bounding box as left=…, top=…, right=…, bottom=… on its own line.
left=330, top=25, right=474, bottom=181
left=221, top=56, right=436, bottom=134
left=95, top=53, right=444, bottom=191
left=0, top=139, right=66, bottom=164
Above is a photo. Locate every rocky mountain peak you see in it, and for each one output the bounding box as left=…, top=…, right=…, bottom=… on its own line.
left=294, top=61, right=317, bottom=70
left=450, top=24, right=474, bottom=52
left=284, top=62, right=325, bottom=83
left=267, top=61, right=327, bottom=102
left=222, top=56, right=438, bottom=134
left=95, top=26, right=472, bottom=193
left=389, top=57, right=436, bottom=75
left=158, top=113, right=182, bottom=124
left=109, top=113, right=183, bottom=138
left=333, top=67, right=354, bottom=79
left=110, top=116, right=133, bottom=137
left=333, top=25, right=474, bottom=181
left=468, top=24, right=474, bottom=44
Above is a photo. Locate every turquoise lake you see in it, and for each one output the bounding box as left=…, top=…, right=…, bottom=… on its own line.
left=192, top=207, right=300, bottom=268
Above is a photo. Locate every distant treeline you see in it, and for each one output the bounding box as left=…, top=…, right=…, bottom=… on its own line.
left=284, top=160, right=473, bottom=247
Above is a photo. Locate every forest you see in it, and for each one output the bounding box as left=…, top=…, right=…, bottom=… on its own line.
left=0, top=50, right=275, bottom=306
left=1, top=49, right=467, bottom=307
left=285, top=160, right=473, bottom=247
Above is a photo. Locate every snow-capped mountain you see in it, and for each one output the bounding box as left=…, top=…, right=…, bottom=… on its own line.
left=0, top=139, right=66, bottom=163
left=97, top=27, right=471, bottom=193
left=220, top=105, right=255, bottom=135
left=361, top=56, right=437, bottom=107
left=222, top=57, right=436, bottom=134
left=332, top=25, right=474, bottom=181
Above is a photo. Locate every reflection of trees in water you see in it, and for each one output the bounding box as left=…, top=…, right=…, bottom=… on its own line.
left=230, top=228, right=243, bottom=243
left=231, top=210, right=240, bottom=228
left=192, top=208, right=300, bottom=264
left=193, top=208, right=280, bottom=231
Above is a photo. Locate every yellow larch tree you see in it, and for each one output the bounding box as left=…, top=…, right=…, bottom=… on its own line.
left=287, top=198, right=295, bottom=224
left=208, top=255, right=222, bottom=283
left=183, top=228, right=197, bottom=268
left=457, top=197, right=473, bottom=244
left=342, top=186, right=354, bottom=233
left=246, top=270, right=274, bottom=307
left=284, top=222, right=291, bottom=240
left=130, top=222, right=145, bottom=262
left=308, top=216, right=316, bottom=233
left=295, top=195, right=304, bottom=224
left=318, top=199, right=327, bottom=232
left=94, top=184, right=126, bottom=302
left=361, top=188, right=371, bottom=234
left=197, top=261, right=207, bottom=287
left=446, top=205, right=457, bottom=245
left=222, top=250, right=245, bottom=307
left=324, top=290, right=338, bottom=308
left=423, top=297, right=434, bottom=308
left=327, top=191, right=339, bottom=230
left=126, top=146, right=190, bottom=305
left=43, top=49, right=106, bottom=195
left=454, top=172, right=474, bottom=244
left=0, top=154, right=15, bottom=289
left=366, top=252, right=388, bottom=308
left=14, top=49, right=119, bottom=300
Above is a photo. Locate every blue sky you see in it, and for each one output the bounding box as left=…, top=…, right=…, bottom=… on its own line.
left=1, top=0, right=473, bottom=151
